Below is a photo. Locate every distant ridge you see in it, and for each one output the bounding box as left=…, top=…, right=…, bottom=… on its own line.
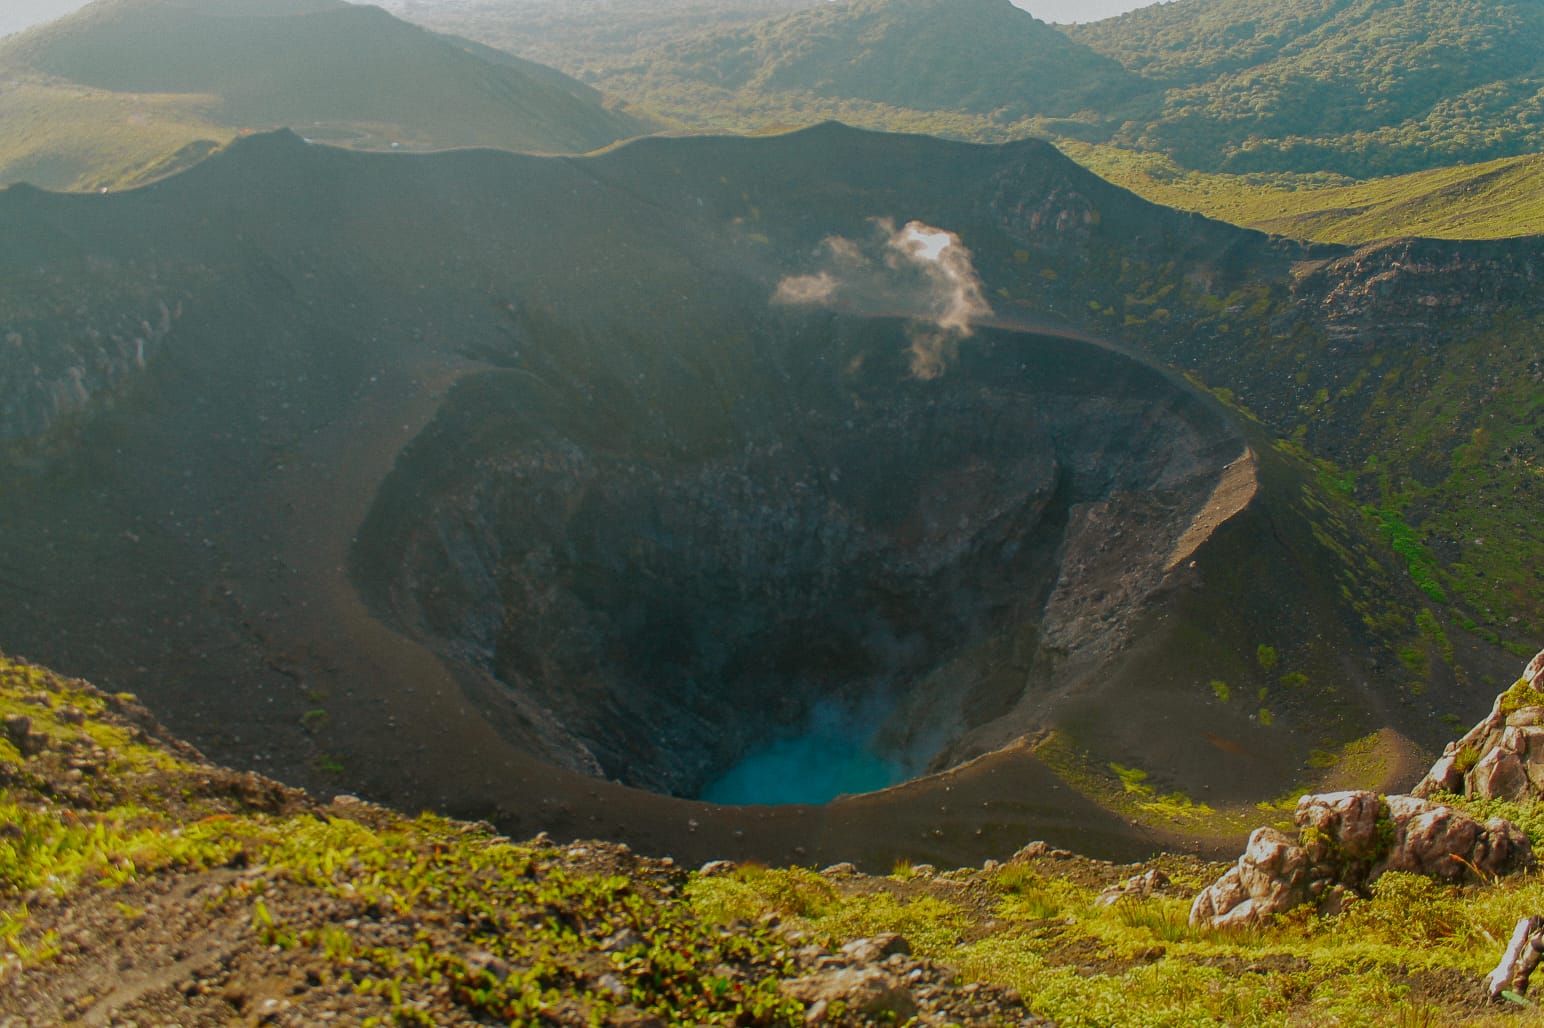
left=0, top=0, right=656, bottom=190
left=571, top=0, right=1544, bottom=178
left=599, top=0, right=1136, bottom=120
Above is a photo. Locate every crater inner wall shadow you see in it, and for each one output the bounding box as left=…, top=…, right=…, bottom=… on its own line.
left=352, top=316, right=1245, bottom=802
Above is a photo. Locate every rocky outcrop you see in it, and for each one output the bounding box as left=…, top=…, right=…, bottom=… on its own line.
left=1413, top=648, right=1544, bottom=801
left=1190, top=789, right=1533, bottom=930
left=0, top=294, right=180, bottom=444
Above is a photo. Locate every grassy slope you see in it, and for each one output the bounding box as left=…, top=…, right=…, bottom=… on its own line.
left=1066, top=0, right=1544, bottom=177
left=1060, top=143, right=1544, bottom=243
left=0, top=76, right=230, bottom=192
left=6, top=648, right=1544, bottom=1026
left=0, top=0, right=652, bottom=190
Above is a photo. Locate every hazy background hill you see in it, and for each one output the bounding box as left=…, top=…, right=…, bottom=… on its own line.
left=11, top=0, right=1544, bottom=239
left=583, top=0, right=1544, bottom=178
left=0, top=0, right=654, bottom=191
left=1070, top=0, right=1544, bottom=176
left=595, top=0, right=1136, bottom=120
left=373, top=0, right=815, bottom=72
left=375, top=0, right=1544, bottom=237
left=0, top=0, right=87, bottom=36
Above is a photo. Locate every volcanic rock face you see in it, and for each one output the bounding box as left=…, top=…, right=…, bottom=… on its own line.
left=1191, top=789, right=1534, bottom=930
left=353, top=321, right=1241, bottom=790
left=357, top=319, right=1246, bottom=798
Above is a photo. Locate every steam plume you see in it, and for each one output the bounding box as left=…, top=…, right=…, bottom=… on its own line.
left=772, top=218, right=992, bottom=379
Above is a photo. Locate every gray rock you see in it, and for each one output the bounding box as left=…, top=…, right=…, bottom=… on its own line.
left=1506, top=706, right=1544, bottom=728
left=1378, top=796, right=1482, bottom=880
left=1413, top=651, right=1544, bottom=800
left=840, top=933, right=911, bottom=964
left=1192, top=790, right=1534, bottom=930
left=1420, top=751, right=1463, bottom=796
left=779, top=968, right=918, bottom=1021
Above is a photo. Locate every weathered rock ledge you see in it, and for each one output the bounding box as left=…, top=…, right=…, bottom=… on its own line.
left=1190, top=789, right=1532, bottom=929
left=1413, top=648, right=1544, bottom=802
left=1192, top=649, right=1544, bottom=931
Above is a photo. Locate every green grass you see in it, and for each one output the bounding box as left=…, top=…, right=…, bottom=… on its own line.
left=0, top=650, right=815, bottom=1023
left=689, top=854, right=1544, bottom=1027
left=1061, top=143, right=1544, bottom=243
left=0, top=75, right=231, bottom=191
left=10, top=646, right=1544, bottom=1024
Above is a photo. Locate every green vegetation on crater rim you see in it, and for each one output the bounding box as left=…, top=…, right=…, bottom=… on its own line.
left=9, top=650, right=1544, bottom=1025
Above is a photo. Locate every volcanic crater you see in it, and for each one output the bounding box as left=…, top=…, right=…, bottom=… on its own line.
left=354, top=315, right=1248, bottom=804
left=2, top=126, right=1470, bottom=866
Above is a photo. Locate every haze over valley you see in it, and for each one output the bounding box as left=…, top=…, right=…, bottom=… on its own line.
left=1, top=0, right=1542, bottom=1023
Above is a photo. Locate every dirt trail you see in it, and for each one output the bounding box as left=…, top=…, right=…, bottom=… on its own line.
left=238, top=354, right=534, bottom=812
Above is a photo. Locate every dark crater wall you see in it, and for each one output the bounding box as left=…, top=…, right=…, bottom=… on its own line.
left=354, top=315, right=1246, bottom=799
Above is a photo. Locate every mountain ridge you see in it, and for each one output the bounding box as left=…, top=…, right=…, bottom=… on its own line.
left=561, top=0, right=1544, bottom=178
left=0, top=0, right=655, bottom=191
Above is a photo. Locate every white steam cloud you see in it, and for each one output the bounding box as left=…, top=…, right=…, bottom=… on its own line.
left=772, top=218, right=992, bottom=379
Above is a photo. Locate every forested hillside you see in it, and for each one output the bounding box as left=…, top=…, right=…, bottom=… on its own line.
left=525, top=0, right=1544, bottom=178
left=1071, top=0, right=1544, bottom=176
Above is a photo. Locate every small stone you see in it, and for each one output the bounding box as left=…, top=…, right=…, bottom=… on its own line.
left=1012, top=841, right=1049, bottom=862
left=600, top=929, right=647, bottom=953
left=819, top=862, right=857, bottom=877
left=840, top=933, right=911, bottom=964
left=698, top=860, right=735, bottom=877
left=2, top=716, right=44, bottom=757
left=780, top=968, right=917, bottom=1022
